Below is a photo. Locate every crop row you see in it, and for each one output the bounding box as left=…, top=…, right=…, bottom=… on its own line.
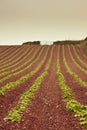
left=0, top=47, right=49, bottom=96
left=68, top=45, right=87, bottom=75
left=0, top=46, right=32, bottom=67
left=72, top=45, right=87, bottom=68
left=0, top=46, right=40, bottom=76
left=0, top=46, right=44, bottom=84
left=63, top=46, right=87, bottom=87
left=0, top=46, right=22, bottom=64
left=57, top=45, right=87, bottom=128
left=0, top=46, right=15, bottom=58
left=77, top=45, right=87, bottom=60
left=0, top=46, right=10, bottom=54
left=4, top=46, right=54, bottom=122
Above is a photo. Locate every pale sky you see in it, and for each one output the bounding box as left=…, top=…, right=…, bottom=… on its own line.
left=0, top=0, right=87, bottom=45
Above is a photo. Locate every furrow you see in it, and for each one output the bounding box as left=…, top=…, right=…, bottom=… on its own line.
left=68, top=45, right=87, bottom=74
left=63, top=46, right=87, bottom=87
left=0, top=46, right=21, bottom=63
left=0, top=46, right=49, bottom=95
left=72, top=45, right=87, bottom=68
left=0, top=46, right=36, bottom=76
left=57, top=45, right=87, bottom=129
left=4, top=46, right=53, bottom=122
left=0, top=46, right=30, bottom=66
left=0, top=46, right=42, bottom=83
left=70, top=46, right=87, bottom=70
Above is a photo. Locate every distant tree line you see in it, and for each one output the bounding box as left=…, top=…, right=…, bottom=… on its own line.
left=53, top=40, right=83, bottom=45
left=22, top=37, right=87, bottom=45
left=22, top=41, right=40, bottom=45
left=53, top=37, right=87, bottom=45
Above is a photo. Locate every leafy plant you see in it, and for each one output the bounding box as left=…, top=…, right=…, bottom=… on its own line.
left=57, top=45, right=87, bottom=129
left=5, top=47, right=53, bottom=122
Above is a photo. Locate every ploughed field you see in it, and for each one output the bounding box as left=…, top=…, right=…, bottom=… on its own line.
left=0, top=44, right=87, bottom=130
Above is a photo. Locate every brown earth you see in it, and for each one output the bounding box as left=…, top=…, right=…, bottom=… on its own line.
left=0, top=46, right=47, bottom=87
left=0, top=45, right=86, bottom=130
left=0, top=46, right=39, bottom=78
left=60, top=45, right=87, bottom=105
left=64, top=46, right=87, bottom=82
left=71, top=46, right=87, bottom=70
left=0, top=46, right=29, bottom=66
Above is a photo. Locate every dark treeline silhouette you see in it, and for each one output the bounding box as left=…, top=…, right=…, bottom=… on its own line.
left=85, top=37, right=87, bottom=41
left=53, top=37, right=87, bottom=45
left=22, top=37, right=87, bottom=46
left=22, top=41, right=40, bottom=45
left=53, top=40, right=83, bottom=45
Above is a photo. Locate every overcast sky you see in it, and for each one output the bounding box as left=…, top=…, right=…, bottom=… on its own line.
left=0, top=0, right=87, bottom=45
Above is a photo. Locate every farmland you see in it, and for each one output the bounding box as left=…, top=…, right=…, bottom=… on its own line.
left=0, top=44, right=87, bottom=130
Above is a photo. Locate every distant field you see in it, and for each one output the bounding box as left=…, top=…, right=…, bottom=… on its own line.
left=0, top=44, right=87, bottom=130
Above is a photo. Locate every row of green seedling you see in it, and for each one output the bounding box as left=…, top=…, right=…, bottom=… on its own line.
left=4, top=46, right=53, bottom=122
left=0, top=47, right=49, bottom=96
left=0, top=46, right=44, bottom=83
left=72, top=45, right=87, bottom=68
left=57, top=46, right=87, bottom=129
left=77, top=45, right=87, bottom=63
left=68, top=45, right=87, bottom=74
left=0, top=46, right=33, bottom=68
left=0, top=46, right=39, bottom=76
left=0, top=46, right=24, bottom=64
left=63, top=46, right=87, bottom=87
left=0, top=47, right=14, bottom=58
left=0, top=46, right=17, bottom=60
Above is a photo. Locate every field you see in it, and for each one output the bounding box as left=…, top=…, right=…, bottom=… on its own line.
left=0, top=44, right=87, bottom=130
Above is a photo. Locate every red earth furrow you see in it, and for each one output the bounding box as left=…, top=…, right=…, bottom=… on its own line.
left=1, top=45, right=83, bottom=130
left=0, top=46, right=19, bottom=62
left=0, top=46, right=14, bottom=57
left=77, top=46, right=87, bottom=61
left=70, top=46, right=87, bottom=70
left=0, top=46, right=52, bottom=125
left=0, top=45, right=37, bottom=76
left=0, top=45, right=34, bottom=70
left=0, top=46, right=45, bottom=87
left=0, top=46, right=40, bottom=79
left=74, top=46, right=87, bottom=65
left=0, top=46, right=29, bottom=66
left=72, top=46, right=87, bottom=68
left=60, top=45, right=87, bottom=105
left=0, top=45, right=86, bottom=130
left=64, top=46, right=87, bottom=82
left=0, top=46, right=10, bottom=54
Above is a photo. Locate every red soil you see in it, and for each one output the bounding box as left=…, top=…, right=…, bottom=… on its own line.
left=71, top=46, right=87, bottom=70
left=77, top=46, right=87, bottom=61
left=0, top=46, right=19, bottom=62
left=60, top=45, right=87, bottom=105
left=75, top=46, right=87, bottom=63
left=0, top=46, right=28, bottom=66
left=0, top=45, right=38, bottom=77
left=0, top=45, right=86, bottom=130
left=0, top=46, right=51, bottom=122
left=0, top=46, right=46, bottom=87
left=64, top=46, right=87, bottom=82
